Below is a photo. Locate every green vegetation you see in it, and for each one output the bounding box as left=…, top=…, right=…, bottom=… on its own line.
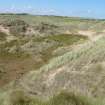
left=7, top=90, right=105, bottom=105
left=32, top=34, right=87, bottom=63
left=5, top=90, right=95, bottom=105
left=0, top=33, right=87, bottom=61
left=0, top=39, right=29, bottom=59
left=46, top=34, right=87, bottom=46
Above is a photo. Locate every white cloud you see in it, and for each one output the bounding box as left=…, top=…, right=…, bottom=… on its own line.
left=27, top=5, right=33, bottom=9
left=10, top=5, right=15, bottom=10
left=32, top=8, right=59, bottom=15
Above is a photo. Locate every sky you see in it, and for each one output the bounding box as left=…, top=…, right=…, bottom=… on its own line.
left=0, top=0, right=105, bottom=19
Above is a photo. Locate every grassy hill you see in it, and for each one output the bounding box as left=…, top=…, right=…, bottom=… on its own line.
left=0, top=14, right=105, bottom=105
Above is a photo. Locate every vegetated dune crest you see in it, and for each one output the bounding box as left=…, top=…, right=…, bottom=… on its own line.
left=0, top=15, right=105, bottom=105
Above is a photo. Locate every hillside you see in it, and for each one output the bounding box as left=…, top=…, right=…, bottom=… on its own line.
left=0, top=14, right=105, bottom=105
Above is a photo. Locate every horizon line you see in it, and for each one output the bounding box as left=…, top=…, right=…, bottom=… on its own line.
left=0, top=12, right=104, bottom=20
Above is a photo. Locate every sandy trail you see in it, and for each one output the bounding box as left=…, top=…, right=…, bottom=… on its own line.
left=0, top=25, right=10, bottom=35
left=78, top=30, right=105, bottom=41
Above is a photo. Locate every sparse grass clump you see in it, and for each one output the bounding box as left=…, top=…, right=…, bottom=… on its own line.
left=2, top=19, right=28, bottom=35
left=0, top=32, right=7, bottom=41
left=0, top=37, right=31, bottom=59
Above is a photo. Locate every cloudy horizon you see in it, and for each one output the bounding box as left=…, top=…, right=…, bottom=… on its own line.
left=0, top=0, right=105, bottom=19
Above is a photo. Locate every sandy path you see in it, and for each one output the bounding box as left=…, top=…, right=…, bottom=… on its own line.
left=0, top=25, right=10, bottom=35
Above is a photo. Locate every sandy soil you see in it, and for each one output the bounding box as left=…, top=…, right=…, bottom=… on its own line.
left=0, top=25, right=10, bottom=35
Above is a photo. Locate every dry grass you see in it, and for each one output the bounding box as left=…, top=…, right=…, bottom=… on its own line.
left=18, top=36, right=105, bottom=100
left=0, top=14, right=105, bottom=105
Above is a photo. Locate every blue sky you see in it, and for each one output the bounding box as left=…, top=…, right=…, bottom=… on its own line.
left=0, top=0, right=105, bottom=18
